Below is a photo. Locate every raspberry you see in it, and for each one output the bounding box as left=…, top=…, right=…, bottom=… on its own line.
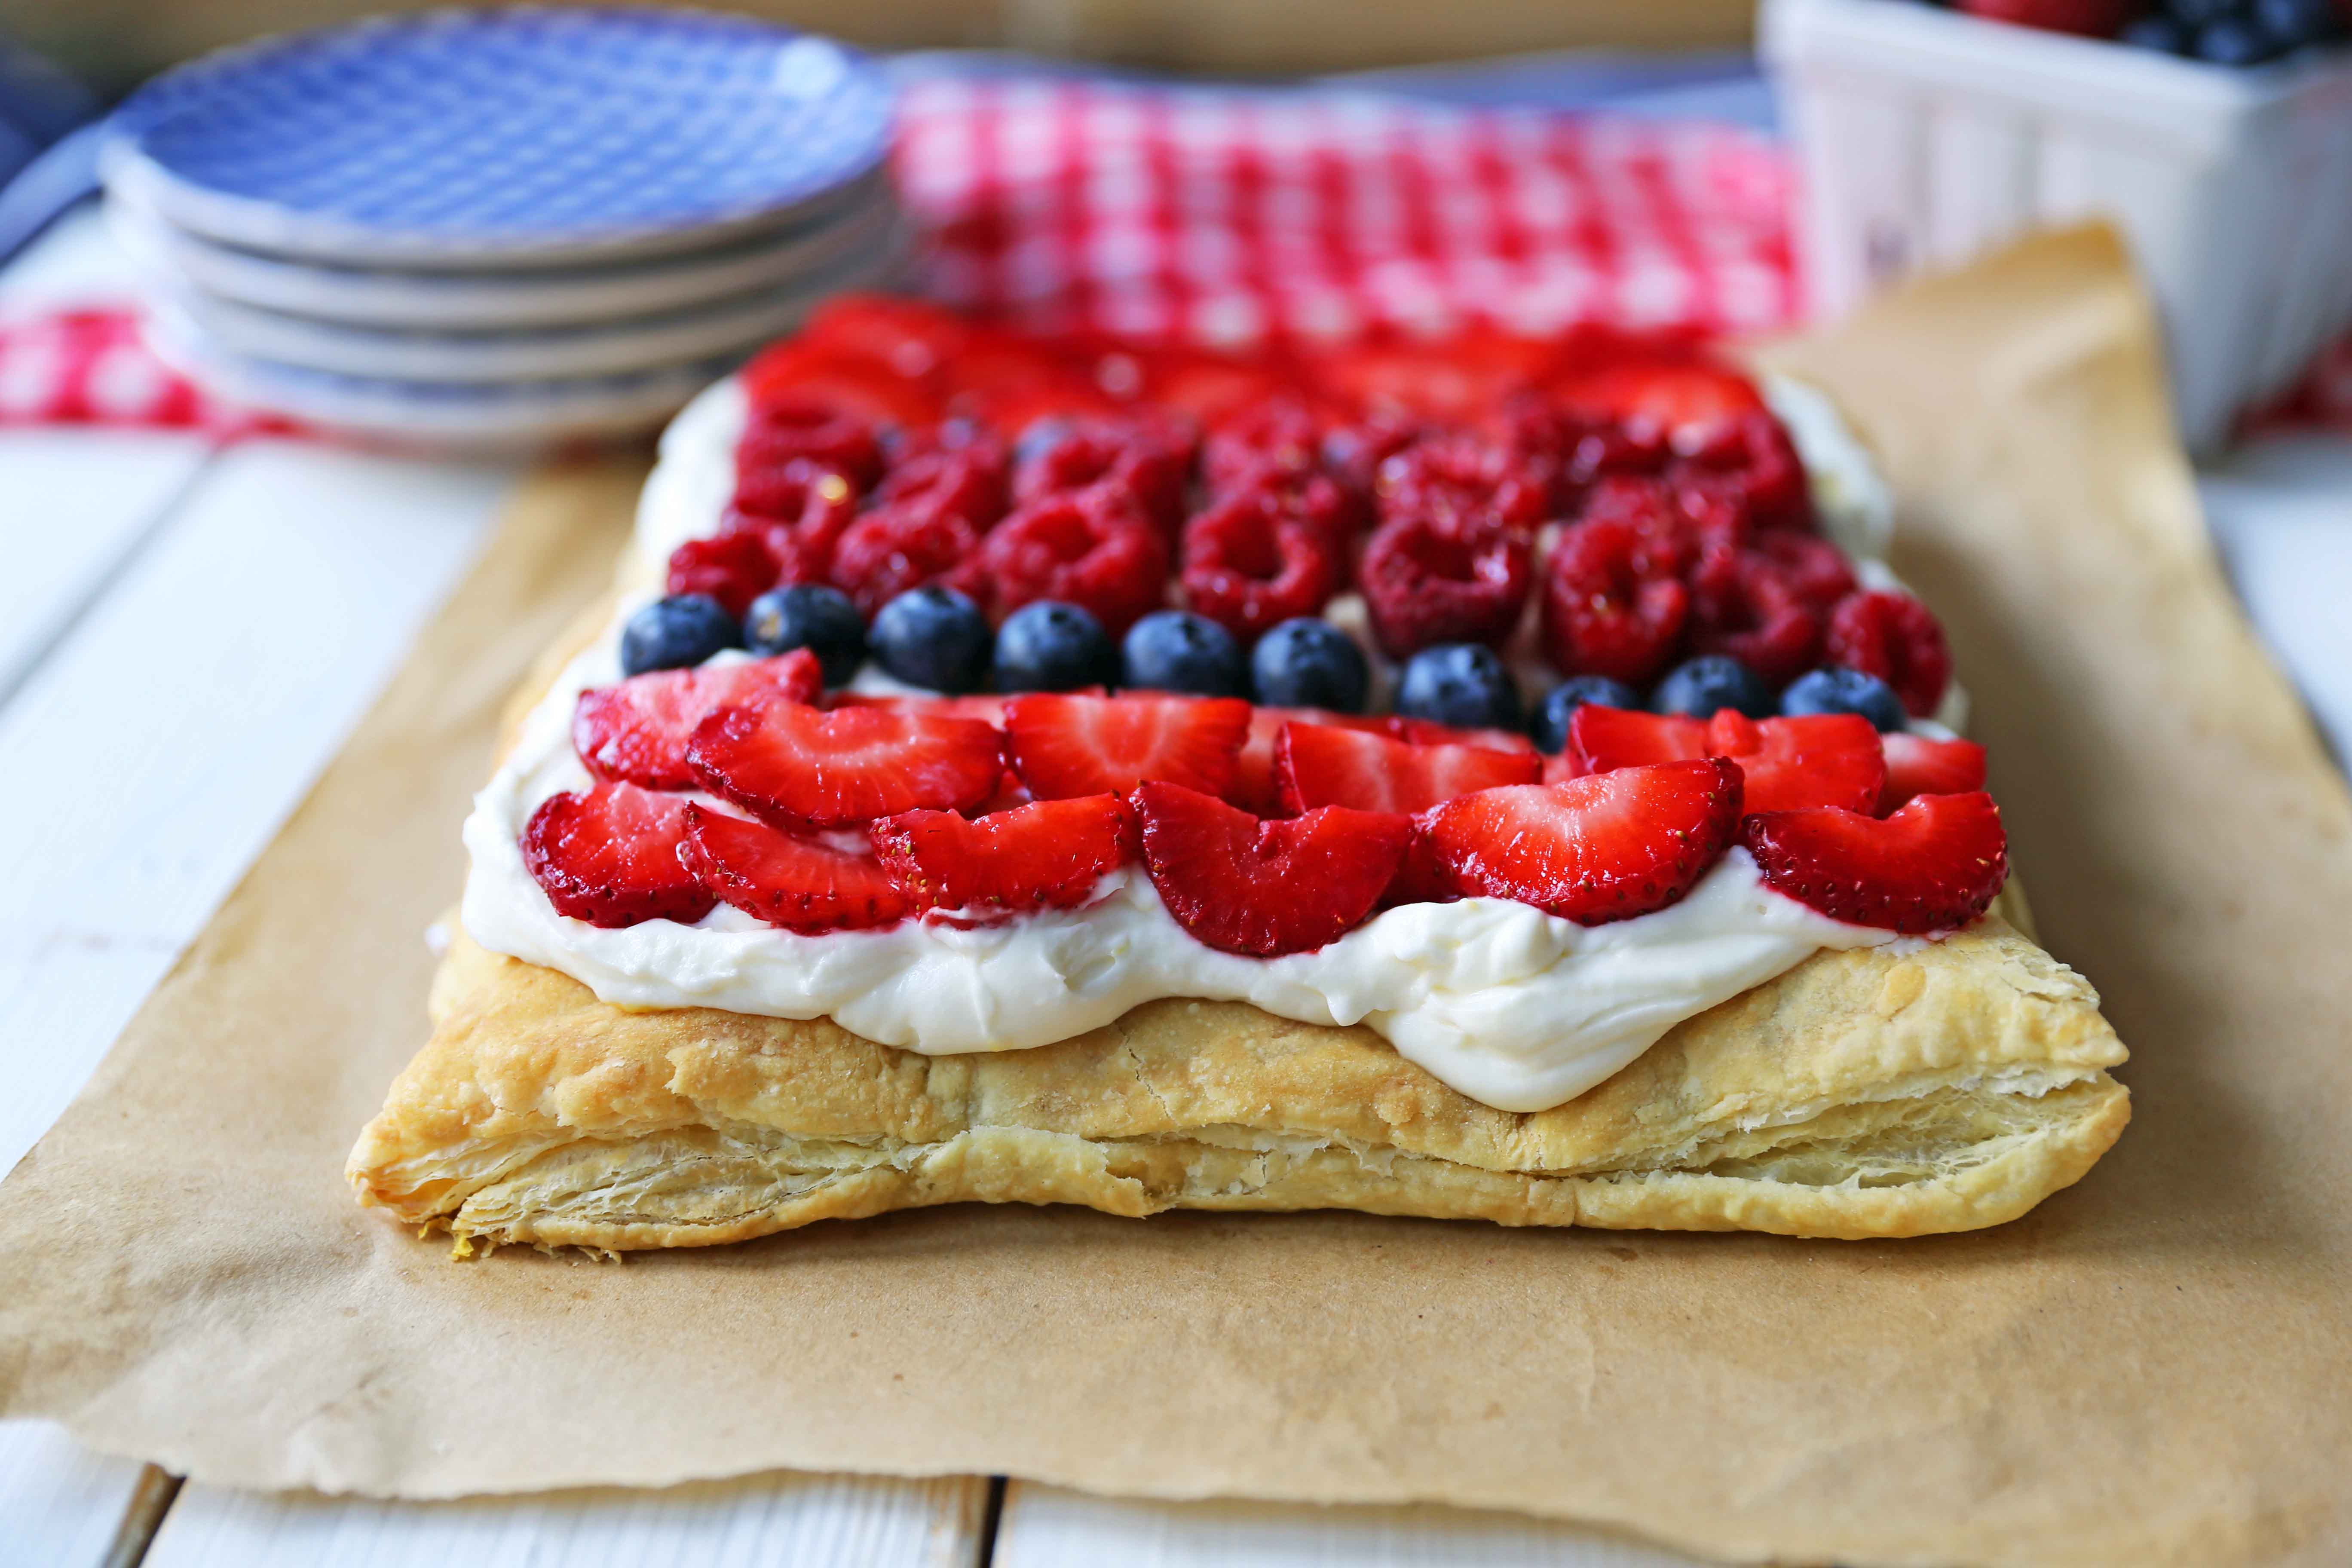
left=723, top=461, right=860, bottom=584
left=1575, top=475, right=1703, bottom=579
left=1669, top=410, right=1813, bottom=532
left=735, top=400, right=883, bottom=492
left=947, top=487, right=1169, bottom=634
left=871, top=442, right=1009, bottom=534
left=1359, top=512, right=1531, bottom=658
left=665, top=531, right=779, bottom=618
left=1374, top=434, right=1550, bottom=538
left=1749, top=528, right=1857, bottom=614
left=1319, top=411, right=1423, bottom=498
left=830, top=506, right=988, bottom=619
left=1204, top=399, right=1322, bottom=494
left=1825, top=590, right=1952, bottom=717
left=1539, top=516, right=1690, bottom=687
left=1559, top=415, right=1670, bottom=493
left=1178, top=490, right=1343, bottom=641
left=1687, top=548, right=1822, bottom=686
left=1014, top=417, right=1196, bottom=537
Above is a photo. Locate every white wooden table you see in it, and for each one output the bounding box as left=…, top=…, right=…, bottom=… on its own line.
left=4, top=208, right=2347, bottom=1568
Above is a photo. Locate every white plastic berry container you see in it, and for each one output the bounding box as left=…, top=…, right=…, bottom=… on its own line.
left=1761, top=0, right=2352, bottom=453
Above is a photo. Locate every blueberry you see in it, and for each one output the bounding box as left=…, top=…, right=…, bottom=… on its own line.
left=2164, top=0, right=2243, bottom=27
left=2122, top=12, right=2193, bottom=49
left=744, top=583, right=865, bottom=686
left=2193, top=15, right=2285, bottom=61
left=1122, top=610, right=1246, bottom=697
left=1249, top=617, right=1370, bottom=713
left=1779, top=666, right=1907, bottom=733
left=869, top=585, right=992, bottom=694
left=1651, top=655, right=1773, bottom=720
left=1396, top=644, right=1521, bottom=732
left=1531, top=675, right=1642, bottom=754
left=620, top=594, right=741, bottom=676
left=2253, top=0, right=2337, bottom=45
left=994, top=600, right=1118, bottom=692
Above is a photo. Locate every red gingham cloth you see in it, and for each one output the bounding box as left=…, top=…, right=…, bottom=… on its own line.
left=0, top=81, right=1805, bottom=434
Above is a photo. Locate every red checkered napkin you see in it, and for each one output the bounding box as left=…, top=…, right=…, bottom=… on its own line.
left=4, top=81, right=1807, bottom=433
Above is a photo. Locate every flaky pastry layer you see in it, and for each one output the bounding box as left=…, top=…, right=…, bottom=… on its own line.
left=349, top=912, right=2128, bottom=1248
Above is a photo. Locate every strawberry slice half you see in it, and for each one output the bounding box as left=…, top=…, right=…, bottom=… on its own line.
left=1423, top=757, right=1744, bottom=925
left=687, top=701, right=1004, bottom=829
left=680, top=804, right=910, bottom=934
left=1275, top=721, right=1540, bottom=815
left=1571, top=707, right=1883, bottom=815
left=873, top=794, right=1137, bottom=915
left=1131, top=781, right=1414, bottom=956
left=1741, top=791, right=2007, bottom=934
left=1004, top=693, right=1252, bottom=801
left=1878, top=732, right=1988, bottom=815
left=521, top=782, right=715, bottom=929
left=573, top=650, right=821, bottom=790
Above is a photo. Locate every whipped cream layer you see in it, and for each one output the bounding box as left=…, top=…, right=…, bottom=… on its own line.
left=459, top=365, right=1936, bottom=1113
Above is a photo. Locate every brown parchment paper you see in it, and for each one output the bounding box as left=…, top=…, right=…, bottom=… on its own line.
left=3, top=226, right=2348, bottom=1568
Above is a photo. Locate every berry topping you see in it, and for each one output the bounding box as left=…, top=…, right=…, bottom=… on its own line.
left=744, top=583, right=866, bottom=686
left=873, top=793, right=1138, bottom=915
left=573, top=650, right=822, bottom=790
left=1687, top=548, right=1822, bottom=687
left=992, top=600, right=1120, bottom=693
left=1130, top=781, right=1414, bottom=956
left=1540, top=513, right=1692, bottom=687
left=1780, top=665, right=1906, bottom=733
left=1359, top=513, right=1531, bottom=657
left=869, top=585, right=994, bottom=694
left=1178, top=490, right=1343, bottom=642
left=1004, top=692, right=1252, bottom=800
left=1878, top=732, right=1989, bottom=815
left=620, top=594, right=741, bottom=677
left=1824, top=591, right=1952, bottom=718
left=1531, top=675, right=1642, bottom=754
left=1012, top=418, right=1195, bottom=536
left=686, top=701, right=1004, bottom=830
left=665, top=531, right=780, bottom=619
left=829, top=502, right=988, bottom=619
left=721, top=463, right=861, bottom=586
left=1396, top=643, right=1522, bottom=732
left=680, top=804, right=911, bottom=934
left=1571, top=706, right=1884, bottom=815
left=1423, top=757, right=1743, bottom=924
left=1274, top=721, right=1540, bottom=815
left=521, top=783, right=716, bottom=929
left=1122, top=609, right=1248, bottom=698
left=1651, top=654, right=1772, bottom=719
left=948, top=487, right=1169, bottom=634
left=869, top=440, right=1010, bottom=533
left=1741, top=791, right=2008, bottom=934
left=734, top=401, right=885, bottom=494
left=1249, top=617, right=1370, bottom=714
left=1373, top=434, right=1551, bottom=538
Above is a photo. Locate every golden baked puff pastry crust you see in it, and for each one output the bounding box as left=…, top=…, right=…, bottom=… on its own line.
left=349, top=902, right=2128, bottom=1250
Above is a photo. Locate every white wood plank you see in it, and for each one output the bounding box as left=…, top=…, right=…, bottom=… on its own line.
left=992, top=1484, right=1721, bottom=1568
left=0, top=1421, right=164, bottom=1568
left=146, top=1473, right=991, bottom=1568
left=0, top=430, right=216, bottom=702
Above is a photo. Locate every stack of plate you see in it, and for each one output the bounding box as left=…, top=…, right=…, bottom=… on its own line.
left=99, top=9, right=902, bottom=447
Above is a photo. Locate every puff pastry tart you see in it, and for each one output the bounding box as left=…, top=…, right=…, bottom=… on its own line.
left=349, top=299, right=2129, bottom=1251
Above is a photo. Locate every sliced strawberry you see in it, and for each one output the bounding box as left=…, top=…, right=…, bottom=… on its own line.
left=1825, top=591, right=1953, bottom=718
left=1381, top=824, right=1463, bottom=908
left=872, top=794, right=1137, bottom=915
left=680, top=804, right=910, bottom=934
left=1379, top=716, right=1539, bottom=755
left=1571, top=707, right=1883, bottom=815
left=795, top=294, right=971, bottom=384
left=1423, top=758, right=1743, bottom=925
left=1742, top=792, right=2007, bottom=934
left=573, top=651, right=822, bottom=790
left=686, top=702, right=1004, bottom=829
left=824, top=691, right=1026, bottom=728
left=1130, top=781, right=1413, bottom=956
left=1003, top=693, right=1251, bottom=801
left=1879, top=732, right=1988, bottom=815
left=1550, top=359, right=1764, bottom=447
left=1314, top=332, right=1558, bottom=423
left=521, top=783, right=715, bottom=929
left=1275, top=722, right=1540, bottom=815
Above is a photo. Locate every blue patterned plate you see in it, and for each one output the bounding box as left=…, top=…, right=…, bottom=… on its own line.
left=103, top=9, right=894, bottom=268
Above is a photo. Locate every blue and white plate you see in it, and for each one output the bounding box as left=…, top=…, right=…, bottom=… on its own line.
left=152, top=222, right=908, bottom=382
left=146, top=308, right=739, bottom=449
left=111, top=180, right=905, bottom=330
left=103, top=9, right=895, bottom=268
